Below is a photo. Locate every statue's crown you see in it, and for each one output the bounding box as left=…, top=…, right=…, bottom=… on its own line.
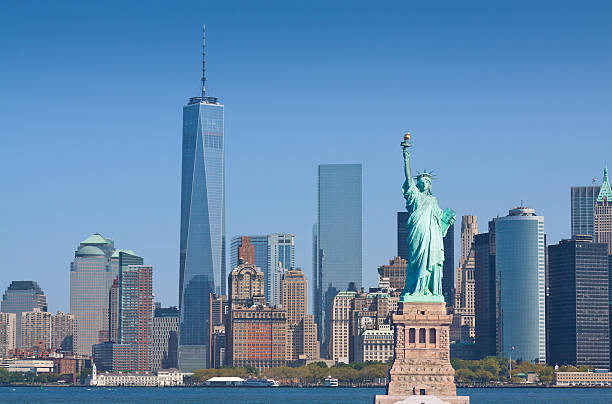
left=415, top=170, right=436, bottom=181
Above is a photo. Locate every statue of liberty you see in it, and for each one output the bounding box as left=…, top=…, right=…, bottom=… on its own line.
left=400, top=133, right=455, bottom=303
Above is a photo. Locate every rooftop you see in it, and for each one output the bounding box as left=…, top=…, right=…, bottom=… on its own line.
left=76, top=245, right=105, bottom=257
left=597, top=166, right=612, bottom=202
left=81, top=233, right=112, bottom=245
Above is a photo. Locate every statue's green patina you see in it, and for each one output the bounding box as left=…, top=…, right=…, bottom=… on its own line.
left=400, top=133, right=456, bottom=303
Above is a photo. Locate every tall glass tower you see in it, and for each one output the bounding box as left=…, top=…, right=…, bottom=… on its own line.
left=314, top=164, right=362, bottom=356
left=178, top=26, right=225, bottom=371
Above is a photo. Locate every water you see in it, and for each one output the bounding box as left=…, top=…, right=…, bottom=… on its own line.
left=2, top=387, right=612, bottom=403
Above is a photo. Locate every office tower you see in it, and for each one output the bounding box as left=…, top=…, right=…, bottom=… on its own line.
left=51, top=311, right=75, bottom=352
left=152, top=306, right=179, bottom=370
left=210, top=324, right=226, bottom=368
left=474, top=219, right=499, bottom=359
left=1, top=281, right=47, bottom=349
left=231, top=233, right=295, bottom=306
left=377, top=257, right=407, bottom=292
left=208, top=294, right=227, bottom=368
left=315, top=164, right=362, bottom=355
left=398, top=212, right=454, bottom=305
left=453, top=216, right=478, bottom=342
left=356, top=324, right=394, bottom=363
left=330, top=291, right=356, bottom=363
left=282, top=268, right=319, bottom=362
left=594, top=167, right=612, bottom=254
left=0, top=313, right=16, bottom=357
left=496, top=207, right=546, bottom=363
left=228, top=262, right=265, bottom=307
left=571, top=185, right=601, bottom=237
left=70, top=233, right=116, bottom=355
left=119, top=263, right=152, bottom=371
left=349, top=290, right=391, bottom=362
left=108, top=278, right=119, bottom=343
left=179, top=26, right=225, bottom=371
left=548, top=236, right=609, bottom=369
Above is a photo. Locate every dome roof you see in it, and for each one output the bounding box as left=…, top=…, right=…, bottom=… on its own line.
left=76, top=245, right=105, bottom=257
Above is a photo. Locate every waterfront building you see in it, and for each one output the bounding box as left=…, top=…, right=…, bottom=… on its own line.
left=230, top=233, right=295, bottom=306
left=474, top=219, right=499, bottom=359
left=496, top=207, right=546, bottom=363
left=398, top=212, right=454, bottom=306
left=92, top=342, right=134, bottom=372
left=179, top=27, right=225, bottom=371
left=330, top=291, right=356, bottom=363
left=594, top=166, right=612, bottom=254
left=282, top=268, right=319, bottom=362
left=548, top=236, right=609, bottom=369
left=70, top=233, right=115, bottom=356
left=356, top=324, right=394, bottom=363
left=0, top=359, right=54, bottom=373
left=0, top=313, right=16, bottom=358
left=87, top=363, right=184, bottom=386
left=555, top=371, right=612, bottom=386
left=377, top=257, right=407, bottom=292
left=226, top=306, right=287, bottom=371
left=1, top=281, right=47, bottom=349
left=571, top=185, right=601, bottom=238
left=315, top=164, right=362, bottom=355
left=152, top=306, right=179, bottom=370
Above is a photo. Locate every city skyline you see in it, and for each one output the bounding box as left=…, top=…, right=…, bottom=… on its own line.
left=1, top=2, right=612, bottom=313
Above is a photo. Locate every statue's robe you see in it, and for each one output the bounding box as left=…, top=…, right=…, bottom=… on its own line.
left=402, top=181, right=448, bottom=296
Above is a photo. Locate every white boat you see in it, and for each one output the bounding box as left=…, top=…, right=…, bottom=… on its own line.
left=242, top=378, right=279, bottom=387
left=324, top=376, right=339, bottom=387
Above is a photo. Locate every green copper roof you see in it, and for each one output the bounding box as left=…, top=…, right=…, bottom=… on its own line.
left=81, top=233, right=112, bottom=245
left=76, top=246, right=105, bottom=257
left=111, top=249, right=137, bottom=258
left=597, top=166, right=612, bottom=202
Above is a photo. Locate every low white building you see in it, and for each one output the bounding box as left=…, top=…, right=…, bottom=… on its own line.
left=87, top=363, right=184, bottom=386
left=555, top=371, right=612, bottom=386
left=0, top=359, right=54, bottom=373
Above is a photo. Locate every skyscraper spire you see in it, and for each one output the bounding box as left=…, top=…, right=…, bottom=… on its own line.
left=597, top=164, right=612, bottom=202
left=201, top=24, right=206, bottom=97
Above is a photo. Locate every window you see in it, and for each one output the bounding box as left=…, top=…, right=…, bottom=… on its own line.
left=419, top=328, right=426, bottom=343
left=429, top=328, right=436, bottom=344
left=409, top=328, right=415, bottom=343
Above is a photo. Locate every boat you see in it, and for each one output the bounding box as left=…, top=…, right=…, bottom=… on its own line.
left=324, top=376, right=339, bottom=387
left=242, top=378, right=279, bottom=387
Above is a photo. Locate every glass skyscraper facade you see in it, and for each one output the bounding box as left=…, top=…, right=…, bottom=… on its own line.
left=314, top=164, right=362, bottom=355
left=496, top=207, right=546, bottom=363
left=571, top=185, right=600, bottom=237
left=548, top=236, right=609, bottom=369
left=178, top=94, right=225, bottom=371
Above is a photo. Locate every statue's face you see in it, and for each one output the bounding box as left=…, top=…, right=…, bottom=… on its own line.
left=417, top=177, right=431, bottom=193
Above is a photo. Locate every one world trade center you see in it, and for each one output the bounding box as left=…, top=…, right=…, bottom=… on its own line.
left=178, top=26, right=225, bottom=371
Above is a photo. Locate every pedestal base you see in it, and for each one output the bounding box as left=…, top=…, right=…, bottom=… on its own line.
left=374, top=395, right=470, bottom=404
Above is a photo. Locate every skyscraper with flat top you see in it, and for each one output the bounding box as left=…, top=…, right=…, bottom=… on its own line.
left=571, top=185, right=600, bottom=237
left=178, top=26, right=225, bottom=371
left=315, top=164, right=362, bottom=356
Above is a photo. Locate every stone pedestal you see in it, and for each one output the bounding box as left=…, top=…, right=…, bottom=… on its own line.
left=374, top=302, right=469, bottom=404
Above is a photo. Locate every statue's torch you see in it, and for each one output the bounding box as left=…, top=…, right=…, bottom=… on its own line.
left=401, top=132, right=412, bottom=148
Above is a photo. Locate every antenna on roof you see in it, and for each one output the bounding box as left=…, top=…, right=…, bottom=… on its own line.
left=201, top=24, right=206, bottom=97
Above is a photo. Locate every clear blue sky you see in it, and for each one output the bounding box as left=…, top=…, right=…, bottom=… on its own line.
left=1, top=1, right=611, bottom=313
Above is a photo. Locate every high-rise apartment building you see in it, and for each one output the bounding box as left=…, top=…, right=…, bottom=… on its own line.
left=179, top=27, right=225, bottom=372
left=548, top=236, right=609, bottom=369
left=398, top=212, right=454, bottom=305
left=474, top=219, right=499, bottom=359
left=282, top=268, right=318, bottom=362
left=330, top=291, right=356, bottom=363
left=118, top=263, right=153, bottom=371
left=70, top=233, right=115, bottom=355
left=496, top=207, right=546, bottom=363
left=594, top=167, right=612, bottom=254
left=230, top=233, right=295, bottom=307
left=315, top=164, right=362, bottom=355
left=152, top=306, right=179, bottom=370
left=1, top=281, right=47, bottom=349
left=51, top=311, right=75, bottom=352
left=0, top=313, right=16, bottom=357
left=20, top=308, right=51, bottom=350
left=571, top=185, right=600, bottom=237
